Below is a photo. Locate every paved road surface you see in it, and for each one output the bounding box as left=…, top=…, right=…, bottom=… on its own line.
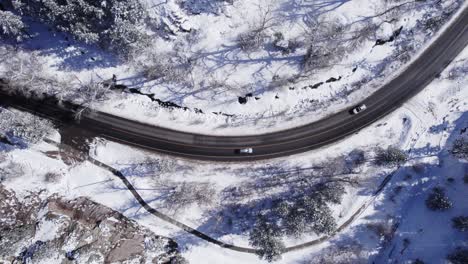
left=1, top=7, right=467, bottom=161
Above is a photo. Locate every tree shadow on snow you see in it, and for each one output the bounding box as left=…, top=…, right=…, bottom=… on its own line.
left=18, top=19, right=119, bottom=71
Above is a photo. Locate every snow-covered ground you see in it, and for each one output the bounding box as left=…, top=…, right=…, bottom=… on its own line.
left=0, top=0, right=464, bottom=135
left=1, top=37, right=467, bottom=263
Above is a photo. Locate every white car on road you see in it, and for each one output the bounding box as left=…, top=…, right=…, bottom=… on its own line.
left=350, top=104, right=367, bottom=115
left=236, top=148, right=253, bottom=154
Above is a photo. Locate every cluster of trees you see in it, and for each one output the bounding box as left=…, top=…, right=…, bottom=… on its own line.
left=304, top=242, right=366, bottom=264
left=248, top=181, right=345, bottom=261
left=233, top=11, right=378, bottom=75
left=2, top=0, right=152, bottom=57
left=249, top=215, right=285, bottom=262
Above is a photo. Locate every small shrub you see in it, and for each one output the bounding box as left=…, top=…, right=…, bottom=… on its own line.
left=393, top=185, right=404, bottom=196
left=237, top=30, right=266, bottom=52
left=272, top=32, right=300, bottom=55
left=452, top=216, right=468, bottom=232
left=0, top=162, right=24, bottom=182
left=375, top=146, right=408, bottom=166
left=425, top=187, right=452, bottom=211
left=44, top=172, right=61, bottom=183
left=366, top=221, right=396, bottom=243
left=346, top=149, right=366, bottom=170
left=165, top=182, right=216, bottom=212
left=301, top=18, right=347, bottom=72
left=134, top=50, right=194, bottom=85
left=447, top=248, right=468, bottom=264
left=451, top=138, right=468, bottom=159
left=170, top=255, right=189, bottom=264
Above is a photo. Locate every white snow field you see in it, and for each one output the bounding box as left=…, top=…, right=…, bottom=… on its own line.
left=1, top=40, right=467, bottom=263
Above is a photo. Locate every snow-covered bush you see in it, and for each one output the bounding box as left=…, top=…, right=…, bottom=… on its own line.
left=0, top=162, right=24, bottom=182
left=237, top=29, right=267, bottom=52
left=0, top=108, right=53, bottom=144
left=451, top=138, right=468, bottom=160
left=180, top=0, right=236, bottom=15
left=249, top=215, right=285, bottom=262
left=375, top=146, right=408, bottom=166
left=425, top=187, right=452, bottom=211
left=0, top=46, right=64, bottom=96
left=447, top=248, right=468, bottom=264
left=306, top=242, right=367, bottom=264
left=7, top=0, right=151, bottom=57
left=452, top=216, right=468, bottom=232
left=272, top=32, right=300, bottom=55
left=0, top=10, right=25, bottom=41
left=134, top=50, right=194, bottom=85
left=170, top=255, right=190, bottom=264
left=164, top=182, right=216, bottom=212
left=70, top=80, right=110, bottom=106
left=315, top=182, right=346, bottom=204
left=44, top=172, right=61, bottom=183
left=279, top=196, right=337, bottom=238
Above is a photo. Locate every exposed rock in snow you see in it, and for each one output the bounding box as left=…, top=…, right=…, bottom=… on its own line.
left=0, top=185, right=185, bottom=264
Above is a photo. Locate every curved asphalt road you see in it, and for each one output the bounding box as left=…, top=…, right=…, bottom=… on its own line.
left=1, top=7, right=468, bottom=161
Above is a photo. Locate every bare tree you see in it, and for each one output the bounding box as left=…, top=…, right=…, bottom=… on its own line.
left=236, top=4, right=275, bottom=53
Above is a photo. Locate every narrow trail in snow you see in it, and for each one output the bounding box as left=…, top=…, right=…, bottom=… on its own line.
left=44, top=137, right=400, bottom=255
